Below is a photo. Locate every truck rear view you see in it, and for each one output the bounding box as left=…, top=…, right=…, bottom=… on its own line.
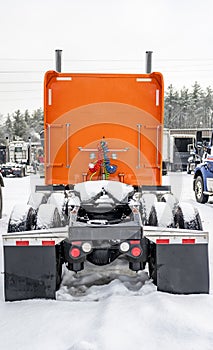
left=3, top=53, right=209, bottom=301
left=44, top=71, right=163, bottom=187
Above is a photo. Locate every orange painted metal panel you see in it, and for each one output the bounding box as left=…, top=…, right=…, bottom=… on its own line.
left=44, top=71, right=164, bottom=186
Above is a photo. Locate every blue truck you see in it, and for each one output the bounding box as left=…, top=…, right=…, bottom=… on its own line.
left=0, top=172, right=4, bottom=218
left=194, top=133, right=213, bottom=203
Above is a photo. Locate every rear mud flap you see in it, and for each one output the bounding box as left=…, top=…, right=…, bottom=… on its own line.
left=4, top=246, right=56, bottom=301
left=156, top=244, right=209, bottom=294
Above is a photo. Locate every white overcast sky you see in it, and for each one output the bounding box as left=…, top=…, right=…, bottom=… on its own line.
left=0, top=0, right=213, bottom=116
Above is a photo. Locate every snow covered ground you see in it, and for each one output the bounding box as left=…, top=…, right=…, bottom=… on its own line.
left=0, top=173, right=213, bottom=350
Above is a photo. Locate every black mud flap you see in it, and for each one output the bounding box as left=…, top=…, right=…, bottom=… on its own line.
left=4, top=246, right=57, bottom=301
left=156, top=244, right=209, bottom=294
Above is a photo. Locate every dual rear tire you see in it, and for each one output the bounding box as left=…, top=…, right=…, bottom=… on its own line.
left=147, top=200, right=203, bottom=285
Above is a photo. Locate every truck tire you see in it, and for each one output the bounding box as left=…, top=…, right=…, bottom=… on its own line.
left=36, top=204, right=61, bottom=229
left=148, top=242, right=157, bottom=285
left=148, top=202, right=174, bottom=228
left=160, top=193, right=178, bottom=210
left=194, top=176, right=209, bottom=204
left=8, top=204, right=36, bottom=232
left=187, top=164, right=191, bottom=174
left=141, top=193, right=157, bottom=224
left=56, top=245, right=63, bottom=290
left=47, top=193, right=67, bottom=225
left=174, top=202, right=203, bottom=230
left=0, top=185, right=2, bottom=219
left=147, top=202, right=174, bottom=285
left=27, top=192, right=47, bottom=209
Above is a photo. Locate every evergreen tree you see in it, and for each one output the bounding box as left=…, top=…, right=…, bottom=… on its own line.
left=0, top=115, right=5, bottom=142
left=13, top=110, right=27, bottom=140
left=164, top=82, right=213, bottom=129
left=31, top=108, right=44, bottom=133
left=23, top=109, right=32, bottom=140
left=203, top=87, right=213, bottom=128
left=179, top=87, right=189, bottom=128
left=189, top=82, right=205, bottom=128
left=29, top=108, right=44, bottom=141
left=164, top=85, right=180, bottom=128
left=24, top=109, right=31, bottom=125
left=4, top=114, right=13, bottom=141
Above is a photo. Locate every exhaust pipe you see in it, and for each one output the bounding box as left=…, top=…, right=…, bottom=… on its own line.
left=145, top=51, right=153, bottom=73
left=55, top=49, right=62, bottom=72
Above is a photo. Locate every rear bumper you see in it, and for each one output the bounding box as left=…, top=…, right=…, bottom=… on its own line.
left=69, top=222, right=142, bottom=240
left=2, top=226, right=210, bottom=300
left=12, top=170, right=22, bottom=176
left=1, top=170, right=13, bottom=176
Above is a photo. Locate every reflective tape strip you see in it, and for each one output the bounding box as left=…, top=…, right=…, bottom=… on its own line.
left=156, top=238, right=196, bottom=244
left=48, top=89, right=52, bottom=105
left=182, top=238, right=195, bottom=244
left=3, top=238, right=61, bottom=247
left=56, top=77, right=72, bottom=81
left=16, top=241, right=29, bottom=246
left=143, top=226, right=208, bottom=244
left=156, top=239, right=169, bottom=244
left=149, top=236, right=207, bottom=244
left=2, top=228, right=67, bottom=246
left=42, top=240, right=55, bottom=246
left=136, top=78, right=152, bottom=82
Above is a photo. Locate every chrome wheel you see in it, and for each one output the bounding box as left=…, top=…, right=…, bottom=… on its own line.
left=195, top=176, right=208, bottom=204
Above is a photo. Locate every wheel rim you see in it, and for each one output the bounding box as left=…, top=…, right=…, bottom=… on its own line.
left=195, top=180, right=202, bottom=199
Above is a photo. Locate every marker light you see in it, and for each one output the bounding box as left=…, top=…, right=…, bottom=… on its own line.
left=89, top=152, right=96, bottom=160
left=111, top=153, right=117, bottom=160
left=120, top=242, right=130, bottom=252
left=82, top=242, right=92, bottom=253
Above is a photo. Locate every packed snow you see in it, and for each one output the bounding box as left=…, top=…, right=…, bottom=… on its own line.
left=74, top=180, right=134, bottom=202
left=0, top=172, right=213, bottom=350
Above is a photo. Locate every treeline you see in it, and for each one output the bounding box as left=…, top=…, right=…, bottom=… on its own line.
left=164, top=82, right=213, bottom=129
left=0, top=108, right=43, bottom=144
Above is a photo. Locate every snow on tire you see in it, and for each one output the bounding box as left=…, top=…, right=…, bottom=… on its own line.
left=160, top=193, right=178, bottom=209
left=0, top=184, right=2, bottom=219
left=27, top=192, right=47, bottom=209
left=8, top=204, right=36, bottom=232
left=36, top=203, right=61, bottom=229
left=47, top=193, right=67, bottom=223
left=148, top=202, right=174, bottom=228
left=141, top=193, right=157, bottom=224
left=174, top=202, right=203, bottom=231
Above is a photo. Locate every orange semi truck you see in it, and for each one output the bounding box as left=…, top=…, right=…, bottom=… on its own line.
left=44, top=69, right=163, bottom=187
left=3, top=51, right=209, bottom=301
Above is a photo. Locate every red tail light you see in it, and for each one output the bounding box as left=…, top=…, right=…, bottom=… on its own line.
left=130, top=240, right=141, bottom=245
left=131, top=247, right=142, bottom=257
left=70, top=247, right=81, bottom=258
